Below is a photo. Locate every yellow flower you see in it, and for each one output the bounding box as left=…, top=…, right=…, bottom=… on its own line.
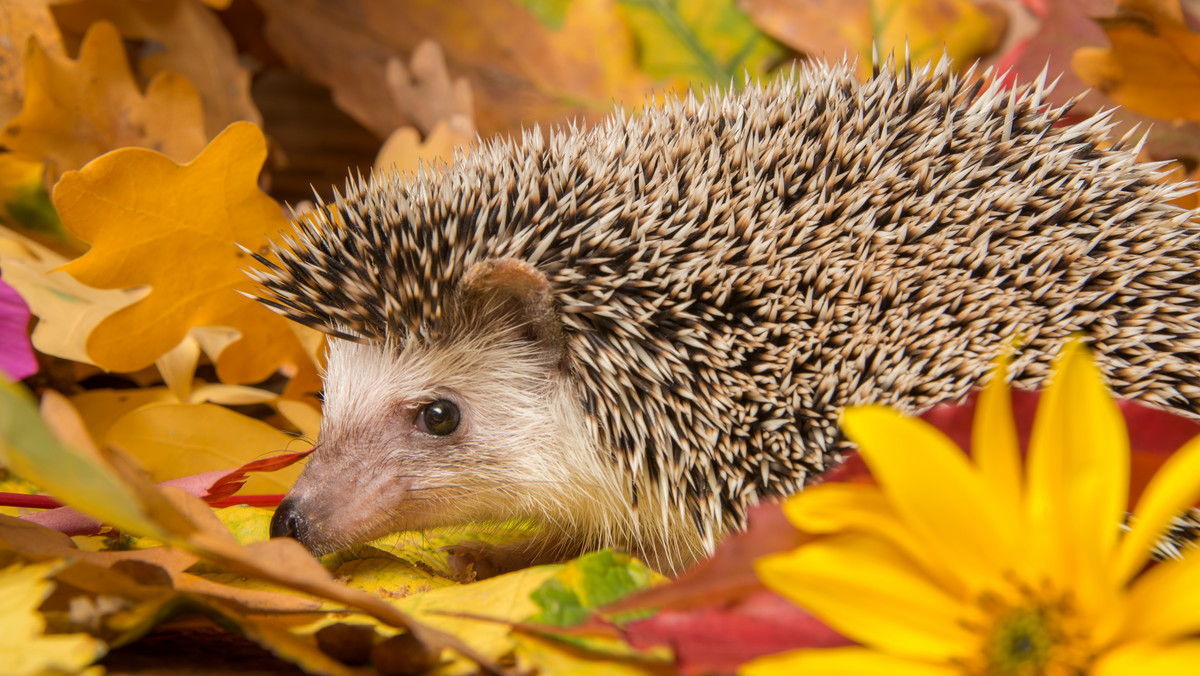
left=745, top=342, right=1200, bottom=675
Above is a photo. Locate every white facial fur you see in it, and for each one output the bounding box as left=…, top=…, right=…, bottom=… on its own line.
left=281, top=315, right=704, bottom=570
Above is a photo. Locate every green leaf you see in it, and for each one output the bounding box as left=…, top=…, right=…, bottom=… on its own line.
left=529, top=549, right=658, bottom=627
left=617, top=0, right=786, bottom=85
left=515, top=0, right=573, bottom=29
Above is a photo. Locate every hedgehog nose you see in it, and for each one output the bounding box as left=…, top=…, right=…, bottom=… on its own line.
left=270, top=496, right=309, bottom=542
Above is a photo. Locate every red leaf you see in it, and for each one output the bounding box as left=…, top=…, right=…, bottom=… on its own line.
left=202, top=447, right=313, bottom=502
left=623, top=589, right=851, bottom=676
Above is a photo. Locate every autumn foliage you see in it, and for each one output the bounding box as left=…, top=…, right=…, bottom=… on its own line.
left=3, top=1, right=1200, bottom=674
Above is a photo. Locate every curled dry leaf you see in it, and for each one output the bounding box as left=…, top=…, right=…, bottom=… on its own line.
left=385, top=40, right=475, bottom=138
left=1, top=21, right=207, bottom=178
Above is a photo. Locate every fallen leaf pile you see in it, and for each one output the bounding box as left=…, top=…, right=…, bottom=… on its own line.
left=2, top=1, right=1200, bottom=674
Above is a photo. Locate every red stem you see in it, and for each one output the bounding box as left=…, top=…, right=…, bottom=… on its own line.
left=0, top=492, right=286, bottom=510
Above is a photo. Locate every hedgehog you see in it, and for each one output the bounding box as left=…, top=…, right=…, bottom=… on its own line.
left=247, top=56, right=1200, bottom=576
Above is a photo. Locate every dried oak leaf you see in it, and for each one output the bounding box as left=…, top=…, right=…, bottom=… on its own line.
left=1073, top=0, right=1200, bottom=124
left=52, top=0, right=262, bottom=137
left=385, top=40, right=475, bottom=139
left=51, top=121, right=321, bottom=399
left=1, top=21, right=206, bottom=179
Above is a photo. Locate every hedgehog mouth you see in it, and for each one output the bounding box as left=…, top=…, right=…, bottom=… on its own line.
left=270, top=473, right=463, bottom=555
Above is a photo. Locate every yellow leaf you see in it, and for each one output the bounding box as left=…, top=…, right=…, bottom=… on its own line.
left=104, top=402, right=305, bottom=493
left=0, top=0, right=65, bottom=125
left=1, top=21, right=207, bottom=178
left=53, top=0, right=262, bottom=137
left=364, top=564, right=559, bottom=674
left=0, top=559, right=106, bottom=676
left=1072, top=0, right=1200, bottom=123
left=513, top=634, right=673, bottom=676
left=52, top=121, right=322, bottom=400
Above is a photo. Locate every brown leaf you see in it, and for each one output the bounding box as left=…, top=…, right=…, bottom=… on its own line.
left=258, top=0, right=651, bottom=138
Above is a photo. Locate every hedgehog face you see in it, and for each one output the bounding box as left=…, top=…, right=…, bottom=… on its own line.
left=271, top=324, right=574, bottom=554
left=269, top=259, right=630, bottom=556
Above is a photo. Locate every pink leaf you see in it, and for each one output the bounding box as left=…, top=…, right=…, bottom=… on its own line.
left=0, top=275, right=37, bottom=380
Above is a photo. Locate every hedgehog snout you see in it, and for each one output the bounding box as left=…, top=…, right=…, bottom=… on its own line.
left=270, top=495, right=313, bottom=548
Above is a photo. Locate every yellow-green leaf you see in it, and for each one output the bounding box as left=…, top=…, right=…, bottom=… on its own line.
left=617, top=0, right=787, bottom=87
left=0, top=381, right=169, bottom=540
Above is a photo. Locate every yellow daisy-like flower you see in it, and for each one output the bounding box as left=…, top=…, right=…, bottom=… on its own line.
left=745, top=341, right=1200, bottom=675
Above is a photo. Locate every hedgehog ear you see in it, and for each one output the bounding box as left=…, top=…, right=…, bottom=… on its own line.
left=457, top=258, right=564, bottom=358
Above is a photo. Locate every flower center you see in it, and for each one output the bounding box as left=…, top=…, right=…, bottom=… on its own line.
left=963, top=584, right=1093, bottom=676
left=984, top=606, right=1057, bottom=675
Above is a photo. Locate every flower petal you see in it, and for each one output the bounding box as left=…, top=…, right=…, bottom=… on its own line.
left=841, top=406, right=1015, bottom=581
left=972, top=358, right=1022, bottom=516
left=1118, top=551, right=1200, bottom=642
left=783, top=483, right=962, bottom=593
left=1093, top=640, right=1200, bottom=676
left=1024, top=341, right=1128, bottom=605
left=1115, top=432, right=1200, bottom=584
left=755, top=531, right=973, bottom=660
left=740, top=647, right=956, bottom=676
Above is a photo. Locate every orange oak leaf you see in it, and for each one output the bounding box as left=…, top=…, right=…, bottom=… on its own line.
left=51, top=121, right=321, bottom=400
left=1, top=20, right=207, bottom=178
left=52, top=0, right=262, bottom=137
left=1072, top=0, right=1200, bottom=123
left=0, top=0, right=66, bottom=125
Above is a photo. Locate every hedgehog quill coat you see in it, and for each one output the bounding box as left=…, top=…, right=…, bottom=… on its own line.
left=250, top=58, right=1200, bottom=574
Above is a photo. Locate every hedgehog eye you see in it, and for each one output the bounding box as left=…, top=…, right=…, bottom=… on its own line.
left=418, top=399, right=460, bottom=436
